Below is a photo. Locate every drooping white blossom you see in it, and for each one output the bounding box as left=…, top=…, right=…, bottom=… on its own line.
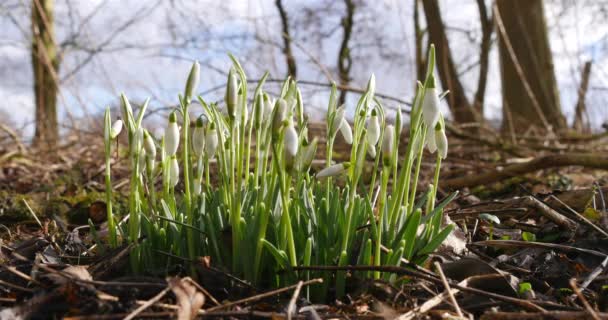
left=165, top=111, right=180, bottom=156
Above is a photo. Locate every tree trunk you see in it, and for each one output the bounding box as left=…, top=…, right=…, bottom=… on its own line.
left=337, top=0, right=355, bottom=106
left=421, top=0, right=478, bottom=124
left=473, top=0, right=493, bottom=119
left=495, top=0, right=566, bottom=134
left=31, top=0, right=60, bottom=148
left=573, top=61, right=592, bottom=133
left=275, top=0, right=297, bottom=79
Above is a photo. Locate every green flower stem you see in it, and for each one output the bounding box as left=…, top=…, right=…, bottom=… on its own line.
left=103, top=109, right=117, bottom=248
left=373, top=167, right=390, bottom=279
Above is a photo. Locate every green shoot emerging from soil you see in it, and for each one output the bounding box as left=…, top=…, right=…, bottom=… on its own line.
left=102, top=45, right=455, bottom=298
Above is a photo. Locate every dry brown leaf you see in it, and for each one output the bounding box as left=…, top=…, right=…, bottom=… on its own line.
left=169, top=277, right=205, bottom=320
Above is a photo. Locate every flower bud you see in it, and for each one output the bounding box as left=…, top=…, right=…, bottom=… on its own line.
left=422, top=76, right=440, bottom=130
left=396, top=104, right=403, bottom=135
left=205, top=124, right=219, bottom=159
left=192, top=118, right=206, bottom=157
left=366, top=74, right=376, bottom=101
left=165, top=111, right=180, bottom=156
left=169, top=155, right=179, bottom=187
left=132, top=127, right=144, bottom=154
left=193, top=182, right=202, bottom=195
left=184, top=61, right=200, bottom=103
left=253, top=93, right=264, bottom=130
left=272, top=99, right=288, bottom=136
left=263, top=93, right=274, bottom=123
left=110, top=119, right=123, bottom=139
left=316, top=162, right=350, bottom=179
left=143, top=129, right=156, bottom=158
left=138, top=148, right=147, bottom=174
left=146, top=157, right=155, bottom=177
left=120, top=93, right=135, bottom=131
left=339, top=118, right=352, bottom=145
left=296, top=137, right=318, bottom=172
left=382, top=125, right=394, bottom=167
left=225, top=68, right=238, bottom=118
left=367, top=110, right=380, bottom=146
left=329, top=105, right=345, bottom=138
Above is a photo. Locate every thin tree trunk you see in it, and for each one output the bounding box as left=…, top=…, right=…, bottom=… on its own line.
left=337, top=0, right=355, bottom=106
left=473, top=0, right=493, bottom=119
left=573, top=61, right=592, bottom=133
left=275, top=0, right=297, bottom=78
left=31, top=0, right=60, bottom=148
left=421, top=0, right=478, bottom=124
left=495, top=0, right=566, bottom=134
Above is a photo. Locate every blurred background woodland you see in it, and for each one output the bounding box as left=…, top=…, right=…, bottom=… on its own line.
left=1, top=0, right=608, bottom=147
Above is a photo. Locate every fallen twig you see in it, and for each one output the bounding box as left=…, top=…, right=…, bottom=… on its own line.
left=443, top=153, right=608, bottom=189
left=205, top=278, right=323, bottom=312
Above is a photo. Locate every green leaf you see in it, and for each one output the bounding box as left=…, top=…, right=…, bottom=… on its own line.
left=522, top=231, right=536, bottom=242
left=518, top=282, right=532, bottom=295
left=261, top=239, right=290, bottom=269
left=417, top=224, right=455, bottom=256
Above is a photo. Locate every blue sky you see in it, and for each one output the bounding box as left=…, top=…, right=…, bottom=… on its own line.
left=1, top=0, right=607, bottom=138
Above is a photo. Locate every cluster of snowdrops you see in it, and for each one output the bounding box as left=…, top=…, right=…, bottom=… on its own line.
left=97, top=45, right=454, bottom=298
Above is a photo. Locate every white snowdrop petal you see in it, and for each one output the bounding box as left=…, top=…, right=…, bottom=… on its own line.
left=284, top=123, right=299, bottom=157
left=436, top=128, right=448, bottom=159
left=422, top=88, right=440, bottom=130
left=367, top=115, right=380, bottom=146
left=426, top=125, right=437, bottom=154
left=339, top=118, right=353, bottom=145
left=205, top=129, right=219, bottom=159
left=316, top=163, right=348, bottom=179
left=169, top=156, right=180, bottom=187
left=110, top=120, right=123, bottom=139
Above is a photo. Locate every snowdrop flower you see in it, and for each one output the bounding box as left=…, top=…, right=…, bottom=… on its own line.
left=339, top=118, right=352, bottom=145
left=110, top=119, right=123, bottom=139
left=169, top=155, right=179, bottom=187
left=316, top=162, right=350, bottom=179
left=382, top=125, right=394, bottom=166
left=165, top=111, right=180, bottom=156
left=436, top=127, right=448, bottom=159
left=184, top=61, right=200, bottom=103
left=284, top=121, right=298, bottom=157
left=226, top=68, right=238, bottom=118
left=422, top=75, right=440, bottom=131
left=283, top=120, right=299, bottom=169
left=367, top=110, right=380, bottom=146
left=143, top=130, right=156, bottom=158
left=192, top=118, right=206, bottom=157
left=205, top=124, right=219, bottom=159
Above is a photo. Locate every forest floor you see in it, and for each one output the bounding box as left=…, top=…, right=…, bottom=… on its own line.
left=1, top=123, right=608, bottom=319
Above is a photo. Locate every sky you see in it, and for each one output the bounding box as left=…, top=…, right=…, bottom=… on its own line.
left=1, top=0, right=608, bottom=139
